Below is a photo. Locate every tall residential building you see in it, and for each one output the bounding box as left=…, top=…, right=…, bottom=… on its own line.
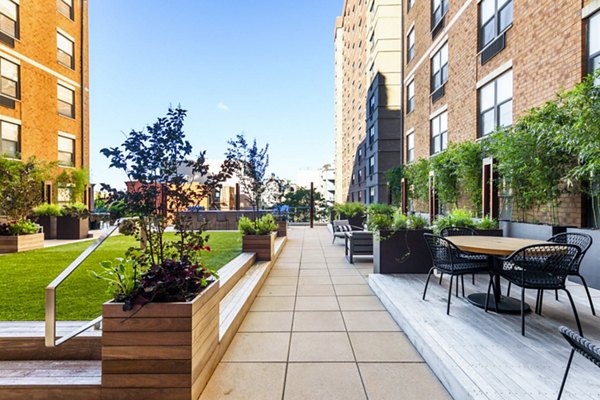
left=0, top=0, right=89, bottom=203
left=335, top=0, right=403, bottom=205
left=403, top=0, right=600, bottom=227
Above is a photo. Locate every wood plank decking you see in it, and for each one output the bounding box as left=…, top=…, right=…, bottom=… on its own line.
left=370, top=273, right=600, bottom=400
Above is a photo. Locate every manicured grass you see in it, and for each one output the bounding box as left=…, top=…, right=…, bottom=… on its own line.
left=0, top=232, right=242, bottom=321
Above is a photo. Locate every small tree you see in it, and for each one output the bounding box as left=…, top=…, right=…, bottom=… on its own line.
left=281, top=187, right=328, bottom=222
left=451, top=141, right=483, bottom=214
left=404, top=158, right=430, bottom=209
left=430, top=150, right=459, bottom=208
left=225, top=134, right=270, bottom=215
left=385, top=167, right=404, bottom=206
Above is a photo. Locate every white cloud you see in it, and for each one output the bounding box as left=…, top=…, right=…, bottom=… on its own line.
left=217, top=102, right=230, bottom=112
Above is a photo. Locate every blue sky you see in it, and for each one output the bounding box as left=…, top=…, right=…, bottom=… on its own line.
left=89, top=1, right=342, bottom=188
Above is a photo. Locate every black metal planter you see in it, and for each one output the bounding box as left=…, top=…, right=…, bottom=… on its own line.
left=373, top=229, right=433, bottom=274
left=36, top=216, right=57, bottom=240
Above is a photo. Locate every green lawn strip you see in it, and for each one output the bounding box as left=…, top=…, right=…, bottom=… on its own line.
left=0, top=232, right=241, bottom=321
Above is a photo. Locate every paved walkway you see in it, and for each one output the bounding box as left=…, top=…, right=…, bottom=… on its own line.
left=201, top=226, right=450, bottom=400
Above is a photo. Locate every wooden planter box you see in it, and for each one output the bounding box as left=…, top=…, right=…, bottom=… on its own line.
left=57, top=216, right=89, bottom=240
left=277, top=220, right=287, bottom=237
left=102, top=281, right=220, bottom=400
left=36, top=215, right=57, bottom=240
left=242, top=232, right=276, bottom=261
left=373, top=229, right=433, bottom=274
left=0, top=233, right=44, bottom=253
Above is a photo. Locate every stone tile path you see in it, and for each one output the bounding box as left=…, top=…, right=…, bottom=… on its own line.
left=201, top=226, right=450, bottom=400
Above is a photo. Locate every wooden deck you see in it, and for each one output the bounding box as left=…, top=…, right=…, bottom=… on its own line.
left=370, top=274, right=600, bottom=400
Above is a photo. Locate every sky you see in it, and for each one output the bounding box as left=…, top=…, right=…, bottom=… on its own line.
left=89, top=1, right=342, bottom=188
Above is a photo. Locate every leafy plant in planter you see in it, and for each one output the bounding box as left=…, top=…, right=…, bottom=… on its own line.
left=334, top=202, right=367, bottom=218
left=433, top=208, right=477, bottom=233
left=477, top=216, right=498, bottom=230
left=61, top=202, right=90, bottom=219
left=57, top=202, right=90, bottom=240
left=238, top=214, right=277, bottom=235
left=239, top=214, right=278, bottom=261
left=32, top=203, right=62, bottom=239
left=32, top=203, right=62, bottom=217
left=0, top=219, right=40, bottom=236
left=385, top=166, right=404, bottom=206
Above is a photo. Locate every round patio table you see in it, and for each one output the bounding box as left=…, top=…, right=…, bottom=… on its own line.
left=446, top=236, right=550, bottom=314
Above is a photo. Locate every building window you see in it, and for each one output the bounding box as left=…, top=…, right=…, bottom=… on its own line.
left=431, top=43, right=448, bottom=92
left=352, top=173, right=356, bottom=185
left=57, top=31, right=75, bottom=69
left=369, top=156, right=375, bottom=175
left=479, top=70, right=512, bottom=136
left=0, top=120, right=19, bottom=158
left=431, top=111, right=448, bottom=155
left=480, top=0, right=513, bottom=49
left=406, top=132, right=414, bottom=162
left=407, top=81, right=415, bottom=113
left=369, top=94, right=376, bottom=116
left=368, top=125, right=375, bottom=145
left=358, top=190, right=363, bottom=203
left=369, top=187, right=375, bottom=203
left=588, top=11, right=600, bottom=80
left=408, top=0, right=415, bottom=12
left=0, top=0, right=18, bottom=39
left=0, top=57, right=18, bottom=99
left=358, top=168, right=363, bottom=183
left=58, top=84, right=75, bottom=118
left=358, top=147, right=363, bottom=163
left=58, top=134, right=75, bottom=167
left=57, top=0, right=73, bottom=20
left=432, top=0, right=448, bottom=30
left=407, top=28, right=415, bottom=62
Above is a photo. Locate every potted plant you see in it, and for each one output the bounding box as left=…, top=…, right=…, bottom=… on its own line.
left=368, top=204, right=434, bottom=274
left=57, top=202, right=90, bottom=240
left=335, top=202, right=367, bottom=227
left=239, top=214, right=278, bottom=260
left=32, top=203, right=61, bottom=239
left=433, top=208, right=503, bottom=237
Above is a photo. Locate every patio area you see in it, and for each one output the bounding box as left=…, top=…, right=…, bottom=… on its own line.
left=200, top=226, right=450, bottom=399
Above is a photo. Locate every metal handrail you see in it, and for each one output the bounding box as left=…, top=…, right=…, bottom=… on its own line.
left=45, top=220, right=126, bottom=347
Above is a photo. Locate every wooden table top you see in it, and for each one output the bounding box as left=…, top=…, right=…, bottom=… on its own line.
left=446, top=236, right=550, bottom=256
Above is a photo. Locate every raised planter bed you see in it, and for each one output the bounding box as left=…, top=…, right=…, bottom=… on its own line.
left=0, top=233, right=44, bottom=253
left=242, top=232, right=277, bottom=261
left=57, top=217, right=89, bottom=240
left=567, top=227, right=600, bottom=290
left=276, top=220, right=287, bottom=237
left=102, top=281, right=220, bottom=400
left=500, top=221, right=567, bottom=240
left=373, top=229, right=433, bottom=274
left=36, top=216, right=57, bottom=240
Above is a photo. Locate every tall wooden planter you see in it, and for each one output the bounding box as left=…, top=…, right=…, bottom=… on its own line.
left=242, top=232, right=276, bottom=261
left=0, top=233, right=44, bottom=253
left=373, top=229, right=433, bottom=274
left=277, top=220, right=287, bottom=237
left=57, top=216, right=89, bottom=240
left=102, top=281, right=220, bottom=400
left=36, top=216, right=57, bottom=239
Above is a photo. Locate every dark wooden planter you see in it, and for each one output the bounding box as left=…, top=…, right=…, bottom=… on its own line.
left=57, top=216, right=89, bottom=240
left=500, top=221, right=567, bottom=240
left=373, top=229, right=433, bottom=274
left=242, top=232, right=277, bottom=261
left=339, top=212, right=365, bottom=229
left=102, top=281, right=220, bottom=400
left=277, top=220, right=287, bottom=237
left=36, top=215, right=57, bottom=239
left=0, top=233, right=44, bottom=253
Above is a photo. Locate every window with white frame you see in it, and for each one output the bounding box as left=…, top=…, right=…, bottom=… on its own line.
left=589, top=11, right=600, bottom=80
left=58, top=134, right=75, bottom=167
left=369, top=186, right=375, bottom=203
left=479, top=70, right=512, bottom=136
left=480, top=0, right=513, bottom=49
left=57, top=31, right=74, bottom=69
left=431, top=111, right=448, bottom=155
left=0, top=119, right=19, bottom=158
left=431, top=43, right=448, bottom=92
left=408, top=0, right=415, bottom=12
left=407, top=80, right=415, bottom=113
left=0, top=57, right=18, bottom=99
left=58, top=84, right=75, bottom=118
left=406, top=132, right=415, bottom=162
left=368, top=125, right=375, bottom=145
left=407, top=27, right=415, bottom=62
left=57, top=0, right=73, bottom=19
left=432, top=0, right=448, bottom=29
left=369, top=156, right=375, bottom=175
left=0, top=0, right=18, bottom=39
left=369, top=94, right=376, bottom=115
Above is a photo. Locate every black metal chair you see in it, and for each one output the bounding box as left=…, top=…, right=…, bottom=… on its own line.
left=440, top=227, right=486, bottom=285
left=487, top=244, right=582, bottom=336
left=345, top=231, right=373, bottom=263
left=557, top=326, right=600, bottom=399
left=423, top=234, right=489, bottom=315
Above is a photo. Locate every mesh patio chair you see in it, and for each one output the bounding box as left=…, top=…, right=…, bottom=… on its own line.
left=440, top=227, right=485, bottom=285
left=557, top=326, right=600, bottom=399
left=486, top=244, right=582, bottom=336
left=423, top=234, right=489, bottom=315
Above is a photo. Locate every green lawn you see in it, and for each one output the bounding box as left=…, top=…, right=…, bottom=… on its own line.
left=0, top=232, right=242, bottom=321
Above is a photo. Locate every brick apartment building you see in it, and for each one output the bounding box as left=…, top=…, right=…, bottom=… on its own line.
left=335, top=0, right=403, bottom=205
left=402, top=0, right=600, bottom=227
left=0, top=0, right=89, bottom=204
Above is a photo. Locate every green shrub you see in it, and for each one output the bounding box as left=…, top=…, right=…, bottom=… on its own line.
left=434, top=208, right=476, bottom=233
left=238, top=214, right=277, bottom=235
left=61, top=202, right=90, bottom=219
left=408, top=214, right=429, bottom=230
left=477, top=216, right=498, bottom=230
left=334, top=202, right=366, bottom=218
left=32, top=203, right=62, bottom=217
left=404, top=158, right=430, bottom=205
left=392, top=209, right=408, bottom=230
left=3, top=219, right=40, bottom=236
left=366, top=204, right=395, bottom=232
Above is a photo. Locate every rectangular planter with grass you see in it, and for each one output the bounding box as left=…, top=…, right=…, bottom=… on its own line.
left=36, top=216, right=57, bottom=240
left=373, top=229, right=433, bottom=274
left=242, top=232, right=276, bottom=261
left=101, top=281, right=220, bottom=400
left=0, top=233, right=44, bottom=253
left=57, top=216, right=89, bottom=240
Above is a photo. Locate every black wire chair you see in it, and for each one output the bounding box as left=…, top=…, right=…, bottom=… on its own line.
left=487, top=244, right=582, bottom=336
left=557, top=326, right=600, bottom=399
left=423, top=234, right=489, bottom=315
left=440, top=227, right=486, bottom=285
